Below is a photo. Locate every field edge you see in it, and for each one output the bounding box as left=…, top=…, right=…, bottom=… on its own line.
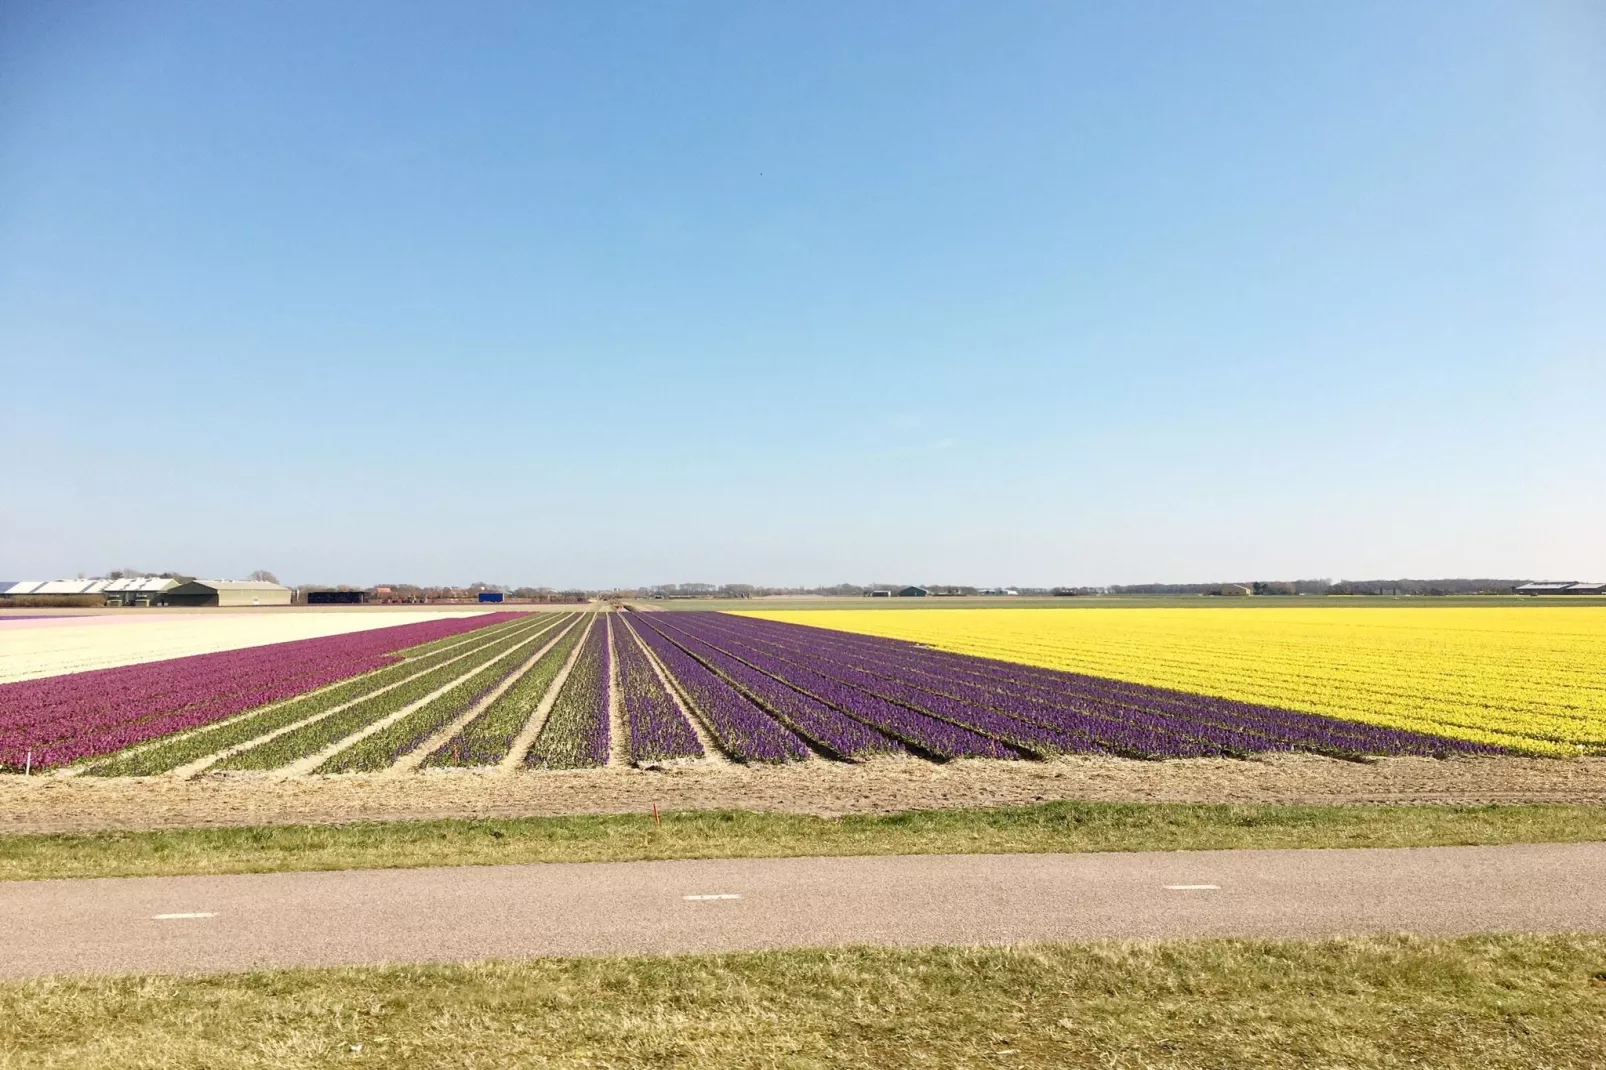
left=3, top=799, right=1604, bottom=882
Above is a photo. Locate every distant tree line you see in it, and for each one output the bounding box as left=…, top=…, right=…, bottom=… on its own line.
left=632, top=578, right=1539, bottom=599
left=638, top=583, right=1061, bottom=599
left=1104, top=578, right=1529, bottom=596
left=72, top=574, right=1537, bottom=605
left=291, top=582, right=587, bottom=604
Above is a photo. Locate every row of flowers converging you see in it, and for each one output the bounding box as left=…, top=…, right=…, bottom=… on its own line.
left=0, top=613, right=525, bottom=771
left=3, top=609, right=1503, bottom=775
left=617, top=613, right=1499, bottom=762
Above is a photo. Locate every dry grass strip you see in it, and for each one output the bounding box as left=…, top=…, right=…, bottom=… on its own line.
left=2, top=936, right=1604, bottom=1068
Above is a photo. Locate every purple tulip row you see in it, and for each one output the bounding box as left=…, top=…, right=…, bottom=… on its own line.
left=637, top=615, right=907, bottom=759
left=676, top=615, right=1240, bottom=758
left=660, top=616, right=1102, bottom=757
left=0, top=613, right=524, bottom=771
left=661, top=613, right=1501, bottom=759
left=630, top=615, right=809, bottom=762
left=613, top=616, right=705, bottom=762
left=646, top=615, right=1014, bottom=759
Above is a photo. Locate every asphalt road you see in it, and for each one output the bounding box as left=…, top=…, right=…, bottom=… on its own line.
left=2, top=843, right=1603, bottom=977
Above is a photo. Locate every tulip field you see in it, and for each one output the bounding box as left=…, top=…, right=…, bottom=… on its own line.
left=745, top=606, right=1606, bottom=757
left=0, top=613, right=527, bottom=771
left=0, top=602, right=1562, bottom=777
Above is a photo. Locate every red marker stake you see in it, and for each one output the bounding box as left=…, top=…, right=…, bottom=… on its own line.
left=653, top=802, right=661, bottom=828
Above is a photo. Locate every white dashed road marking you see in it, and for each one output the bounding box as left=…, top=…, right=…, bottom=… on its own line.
left=683, top=894, right=742, bottom=901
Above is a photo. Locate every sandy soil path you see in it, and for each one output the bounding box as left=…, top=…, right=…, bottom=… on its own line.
left=1, top=754, right=1602, bottom=834
left=605, top=613, right=627, bottom=767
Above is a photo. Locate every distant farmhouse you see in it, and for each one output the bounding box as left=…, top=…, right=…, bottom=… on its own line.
left=1, top=579, right=114, bottom=601
left=0, top=577, right=179, bottom=606
left=103, top=577, right=182, bottom=606
left=1, top=577, right=291, bottom=607
left=1, top=575, right=105, bottom=600
left=898, top=586, right=929, bottom=597
left=164, top=580, right=293, bottom=607
left=1514, top=581, right=1606, bottom=596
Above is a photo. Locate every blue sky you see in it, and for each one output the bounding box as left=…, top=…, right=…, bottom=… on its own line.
left=3, top=1, right=1602, bottom=587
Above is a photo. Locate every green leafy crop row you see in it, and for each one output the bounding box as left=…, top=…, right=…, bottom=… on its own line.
left=425, top=614, right=588, bottom=768
left=212, top=617, right=557, bottom=772
left=319, top=617, right=570, bottom=773
left=81, top=621, right=545, bottom=777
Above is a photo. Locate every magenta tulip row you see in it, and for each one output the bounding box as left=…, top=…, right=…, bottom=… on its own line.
left=0, top=613, right=522, bottom=771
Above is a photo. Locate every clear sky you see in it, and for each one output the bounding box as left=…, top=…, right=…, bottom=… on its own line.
left=3, top=1, right=1602, bottom=588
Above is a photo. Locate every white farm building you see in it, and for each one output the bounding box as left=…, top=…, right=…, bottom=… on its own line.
left=162, top=580, right=293, bottom=607
left=102, top=577, right=182, bottom=606
left=1, top=576, right=289, bottom=607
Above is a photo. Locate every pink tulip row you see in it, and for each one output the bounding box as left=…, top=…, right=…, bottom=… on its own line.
left=0, top=613, right=522, bottom=771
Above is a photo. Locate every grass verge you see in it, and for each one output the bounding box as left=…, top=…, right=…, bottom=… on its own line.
left=2, top=800, right=1601, bottom=882
left=2, top=935, right=1603, bottom=1068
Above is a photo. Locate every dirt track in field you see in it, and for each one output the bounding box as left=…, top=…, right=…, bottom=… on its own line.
left=2, top=755, right=1603, bottom=834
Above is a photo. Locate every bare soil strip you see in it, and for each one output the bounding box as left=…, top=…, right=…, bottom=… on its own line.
left=6, top=755, right=1601, bottom=835
left=0, top=609, right=495, bottom=684
left=619, top=612, right=730, bottom=766
left=387, top=616, right=569, bottom=774
left=605, top=613, right=627, bottom=767
left=277, top=626, right=557, bottom=778
left=497, top=614, right=597, bottom=772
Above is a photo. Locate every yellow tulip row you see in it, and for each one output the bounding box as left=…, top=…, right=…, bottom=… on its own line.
left=741, top=606, right=1606, bottom=756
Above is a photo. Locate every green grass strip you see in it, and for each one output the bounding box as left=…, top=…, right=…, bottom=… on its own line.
left=3, top=935, right=1603, bottom=1068
left=213, top=619, right=554, bottom=772
left=316, top=619, right=565, bottom=773
left=2, top=801, right=1600, bottom=882
left=425, top=614, right=587, bottom=767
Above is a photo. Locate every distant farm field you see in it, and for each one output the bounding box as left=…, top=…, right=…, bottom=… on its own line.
left=0, top=609, right=494, bottom=684
left=744, top=607, right=1606, bottom=756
